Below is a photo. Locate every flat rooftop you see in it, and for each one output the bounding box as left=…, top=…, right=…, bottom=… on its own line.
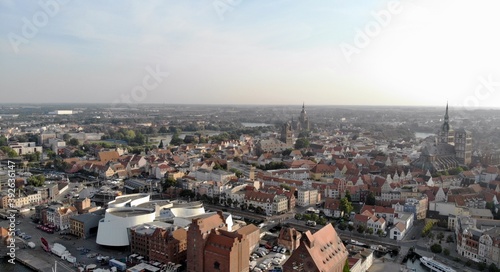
left=130, top=221, right=173, bottom=235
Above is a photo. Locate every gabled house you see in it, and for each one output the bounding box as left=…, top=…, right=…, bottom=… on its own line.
left=360, top=205, right=395, bottom=224
left=323, top=198, right=342, bottom=218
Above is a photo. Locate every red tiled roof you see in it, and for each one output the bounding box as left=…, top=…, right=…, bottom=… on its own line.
left=284, top=224, right=347, bottom=272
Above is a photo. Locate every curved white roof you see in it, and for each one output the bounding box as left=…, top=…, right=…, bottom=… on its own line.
left=96, top=207, right=155, bottom=246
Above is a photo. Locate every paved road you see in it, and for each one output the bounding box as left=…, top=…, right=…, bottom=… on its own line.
left=0, top=211, right=128, bottom=271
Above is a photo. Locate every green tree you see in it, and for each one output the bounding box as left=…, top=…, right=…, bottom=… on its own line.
left=63, top=133, right=71, bottom=142
left=27, top=174, right=45, bottom=187
left=294, top=138, right=310, bottom=149
left=478, top=262, right=487, bottom=271
left=339, top=222, right=351, bottom=230
left=69, top=138, right=79, bottom=146
left=179, top=189, right=195, bottom=199
left=158, top=140, right=164, bottom=149
left=317, top=217, right=327, bottom=225
left=357, top=225, right=365, bottom=233
left=338, top=222, right=347, bottom=231
left=448, top=167, right=464, bottom=175
left=430, top=244, right=442, bottom=253
left=340, top=197, right=353, bottom=216
left=229, top=168, right=243, bottom=178
left=126, top=130, right=136, bottom=140
left=73, top=150, right=86, bottom=157
left=0, top=146, right=17, bottom=157
left=366, top=191, right=376, bottom=205
left=488, top=263, right=498, bottom=272
left=282, top=149, right=293, bottom=156
left=0, top=135, right=7, bottom=146
left=446, top=234, right=454, bottom=243
left=159, top=126, right=168, bottom=134
left=46, top=150, right=56, bottom=159
left=134, top=132, right=146, bottom=145
left=443, top=248, right=450, bottom=256
left=170, top=133, right=183, bottom=146
left=256, top=206, right=264, bottom=214
left=343, top=259, right=350, bottom=272
left=280, top=184, right=291, bottom=190
left=345, top=190, right=352, bottom=202
left=437, top=232, right=444, bottom=240
left=24, top=152, right=41, bottom=162
left=347, top=224, right=355, bottom=232
left=162, top=177, right=177, bottom=191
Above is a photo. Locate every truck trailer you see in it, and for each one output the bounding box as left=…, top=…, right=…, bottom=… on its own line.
left=109, top=259, right=127, bottom=271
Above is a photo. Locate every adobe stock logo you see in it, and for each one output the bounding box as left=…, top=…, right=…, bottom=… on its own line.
left=112, top=64, right=169, bottom=108
left=340, top=1, right=403, bottom=63
left=7, top=0, right=71, bottom=54
left=213, top=0, right=243, bottom=21
left=458, top=74, right=500, bottom=111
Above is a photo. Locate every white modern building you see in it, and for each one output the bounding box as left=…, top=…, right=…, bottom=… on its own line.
left=48, top=110, right=73, bottom=115
left=96, top=207, right=156, bottom=246
left=96, top=194, right=207, bottom=247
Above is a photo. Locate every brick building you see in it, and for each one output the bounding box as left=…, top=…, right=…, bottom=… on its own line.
left=277, top=227, right=302, bottom=252
left=186, top=212, right=259, bottom=272
left=203, top=229, right=250, bottom=272
left=283, top=224, right=348, bottom=272
left=129, top=222, right=187, bottom=265
left=187, top=212, right=227, bottom=272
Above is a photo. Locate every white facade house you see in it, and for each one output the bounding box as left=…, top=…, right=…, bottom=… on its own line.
left=389, top=212, right=414, bottom=241
left=190, top=169, right=236, bottom=183
left=297, top=189, right=319, bottom=207
left=8, top=142, right=43, bottom=155
left=48, top=138, right=66, bottom=153
left=9, top=192, right=42, bottom=208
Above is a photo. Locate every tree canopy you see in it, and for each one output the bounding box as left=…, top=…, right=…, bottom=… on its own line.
left=294, top=137, right=310, bottom=149
left=365, top=191, right=376, bottom=205
left=340, top=197, right=353, bottom=216
left=27, top=174, right=45, bottom=187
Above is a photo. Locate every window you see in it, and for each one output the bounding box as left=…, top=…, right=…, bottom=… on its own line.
left=214, top=261, right=220, bottom=270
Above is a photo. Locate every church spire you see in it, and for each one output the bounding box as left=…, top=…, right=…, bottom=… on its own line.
left=444, top=101, right=449, bottom=121
left=441, top=102, right=450, bottom=134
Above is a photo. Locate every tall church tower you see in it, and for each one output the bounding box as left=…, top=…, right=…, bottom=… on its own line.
left=439, top=103, right=454, bottom=144
left=454, top=128, right=472, bottom=165
left=281, top=122, right=293, bottom=145
left=298, top=103, right=310, bottom=131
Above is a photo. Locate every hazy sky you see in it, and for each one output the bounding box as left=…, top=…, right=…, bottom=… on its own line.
left=1, top=0, right=500, bottom=108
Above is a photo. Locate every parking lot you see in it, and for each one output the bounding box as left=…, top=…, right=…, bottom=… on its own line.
left=250, top=246, right=288, bottom=272
left=0, top=211, right=129, bottom=270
